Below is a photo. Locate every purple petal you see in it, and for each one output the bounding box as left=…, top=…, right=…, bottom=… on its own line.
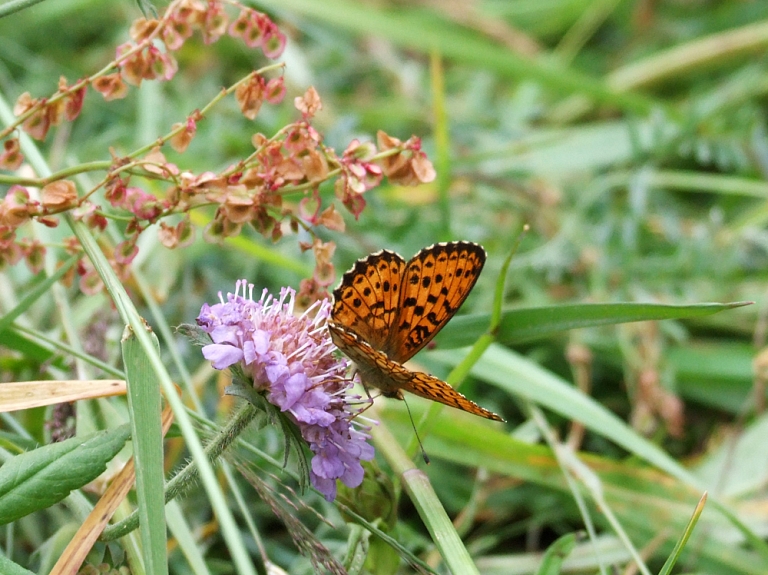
left=340, top=461, right=364, bottom=488
left=310, top=473, right=337, bottom=501
left=202, top=344, right=243, bottom=369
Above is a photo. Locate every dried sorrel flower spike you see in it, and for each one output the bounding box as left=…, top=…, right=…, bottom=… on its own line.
left=197, top=281, right=375, bottom=501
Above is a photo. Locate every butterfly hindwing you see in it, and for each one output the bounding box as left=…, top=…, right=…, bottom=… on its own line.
left=405, top=371, right=503, bottom=421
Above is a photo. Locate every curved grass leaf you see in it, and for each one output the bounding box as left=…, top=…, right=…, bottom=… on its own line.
left=0, top=424, right=130, bottom=525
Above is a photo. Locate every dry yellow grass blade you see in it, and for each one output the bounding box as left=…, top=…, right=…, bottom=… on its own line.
left=0, top=380, right=126, bottom=412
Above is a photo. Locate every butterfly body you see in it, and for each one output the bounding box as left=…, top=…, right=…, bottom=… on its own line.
left=329, top=241, right=503, bottom=421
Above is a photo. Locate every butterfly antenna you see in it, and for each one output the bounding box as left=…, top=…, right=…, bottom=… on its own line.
left=402, top=397, right=430, bottom=465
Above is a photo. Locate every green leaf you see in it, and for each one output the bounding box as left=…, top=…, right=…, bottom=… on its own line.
left=436, top=301, right=750, bottom=348
left=0, top=424, right=130, bottom=525
left=536, top=532, right=578, bottom=575
left=0, top=554, right=36, bottom=575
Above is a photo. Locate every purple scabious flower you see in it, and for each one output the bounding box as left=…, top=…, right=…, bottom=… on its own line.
left=197, top=280, right=374, bottom=501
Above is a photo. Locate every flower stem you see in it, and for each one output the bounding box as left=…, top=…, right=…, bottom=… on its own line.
left=100, top=400, right=260, bottom=541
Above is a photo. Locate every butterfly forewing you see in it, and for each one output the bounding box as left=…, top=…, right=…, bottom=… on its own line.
left=331, top=250, right=406, bottom=351
left=386, top=242, right=485, bottom=362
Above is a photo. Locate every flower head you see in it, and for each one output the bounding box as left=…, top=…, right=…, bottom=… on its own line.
left=197, top=280, right=374, bottom=501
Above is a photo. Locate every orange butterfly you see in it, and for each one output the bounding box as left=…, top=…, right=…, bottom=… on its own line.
left=328, top=241, right=503, bottom=421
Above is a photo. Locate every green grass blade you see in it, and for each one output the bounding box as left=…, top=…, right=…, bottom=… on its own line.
left=121, top=325, right=167, bottom=575
left=371, top=422, right=481, bottom=574
left=0, top=253, right=79, bottom=336
left=658, top=493, right=708, bottom=575
left=258, top=0, right=658, bottom=115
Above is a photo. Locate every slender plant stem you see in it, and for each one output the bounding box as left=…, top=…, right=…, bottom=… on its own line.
left=101, top=401, right=260, bottom=541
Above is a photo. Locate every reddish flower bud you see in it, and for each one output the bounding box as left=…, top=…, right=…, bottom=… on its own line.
left=105, top=177, right=128, bottom=207
left=235, top=74, right=265, bottom=120
left=376, top=131, right=436, bottom=185
left=163, top=20, right=191, bottom=51
left=265, top=77, right=285, bottom=104
left=299, top=191, right=320, bottom=222
left=1, top=185, right=32, bottom=227
left=93, top=73, right=129, bottom=101
left=0, top=225, right=17, bottom=251
left=121, top=50, right=149, bottom=86
left=126, top=187, right=162, bottom=221
left=73, top=202, right=108, bottom=232
left=221, top=189, right=255, bottom=223
left=37, top=216, right=60, bottom=228
left=262, top=23, right=286, bottom=59
left=23, top=106, right=51, bottom=140
left=158, top=217, right=194, bottom=248
left=79, top=267, right=104, bottom=295
left=42, top=180, right=78, bottom=211
left=130, top=18, right=160, bottom=42
left=0, top=241, right=22, bottom=266
left=115, top=238, right=139, bottom=265
left=302, top=149, right=329, bottom=182
left=13, top=92, right=35, bottom=116
left=311, top=239, right=336, bottom=286
left=0, top=138, right=23, bottom=170
left=201, top=2, right=228, bottom=44
left=63, top=83, right=86, bottom=122
left=143, top=148, right=179, bottom=177
left=317, top=204, right=345, bottom=232
left=22, top=239, right=45, bottom=274
left=294, top=86, right=322, bottom=118
left=170, top=116, right=197, bottom=152
left=228, top=10, right=251, bottom=41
